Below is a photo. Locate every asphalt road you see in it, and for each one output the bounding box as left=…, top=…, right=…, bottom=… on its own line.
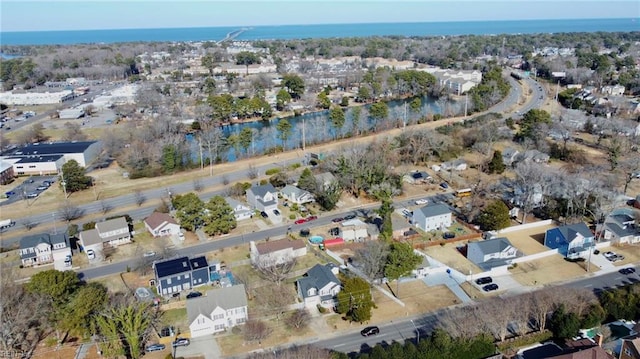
left=311, top=265, right=640, bottom=354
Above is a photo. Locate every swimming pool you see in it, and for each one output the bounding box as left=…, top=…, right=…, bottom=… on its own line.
left=309, top=235, right=323, bottom=244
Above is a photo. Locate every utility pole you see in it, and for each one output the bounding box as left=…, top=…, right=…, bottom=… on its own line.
left=464, top=93, right=468, bottom=117
left=302, top=117, right=306, bottom=152
left=403, top=101, right=407, bottom=131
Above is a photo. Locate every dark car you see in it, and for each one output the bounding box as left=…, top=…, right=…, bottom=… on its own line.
left=171, top=292, right=181, bottom=298
left=439, top=182, right=449, bottom=189
left=619, top=267, right=636, bottom=275
left=186, top=291, right=202, bottom=299
left=5, top=191, right=15, bottom=196
left=360, top=326, right=380, bottom=337
left=344, top=214, right=357, bottom=220
left=260, top=211, right=268, bottom=218
left=332, top=217, right=344, bottom=223
left=475, top=276, right=493, bottom=285
left=145, top=344, right=166, bottom=352
left=442, top=232, right=456, bottom=239
left=172, top=338, right=190, bottom=347
left=273, top=209, right=281, bottom=216
left=483, top=284, right=499, bottom=292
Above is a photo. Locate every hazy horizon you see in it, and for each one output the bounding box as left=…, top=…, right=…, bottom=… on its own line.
left=1, top=0, right=638, bottom=33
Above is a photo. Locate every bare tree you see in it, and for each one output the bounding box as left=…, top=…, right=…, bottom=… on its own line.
left=254, top=285, right=293, bottom=320
left=247, top=164, right=258, bottom=180
left=254, top=255, right=297, bottom=286
left=530, top=288, right=557, bottom=332
left=243, top=320, right=272, bottom=343
left=619, top=155, right=640, bottom=195
left=0, top=268, right=51, bottom=357
left=285, top=309, right=311, bottom=330
left=353, top=240, right=389, bottom=282
left=58, top=201, right=84, bottom=222
left=246, top=345, right=333, bottom=359
left=134, top=190, right=146, bottom=207
left=510, top=294, right=534, bottom=336
left=192, top=179, right=203, bottom=192
left=563, top=287, right=597, bottom=317
left=481, top=297, right=517, bottom=341
left=61, top=122, right=87, bottom=142
left=513, top=162, right=549, bottom=224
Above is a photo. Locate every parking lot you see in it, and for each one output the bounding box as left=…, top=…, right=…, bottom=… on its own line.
left=1, top=175, right=57, bottom=206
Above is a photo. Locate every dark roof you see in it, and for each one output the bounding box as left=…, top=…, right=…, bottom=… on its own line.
left=189, top=256, right=208, bottom=270
left=20, top=233, right=68, bottom=259
left=1, top=141, right=97, bottom=157
left=297, top=263, right=340, bottom=299
left=144, top=212, right=177, bottom=230
left=154, top=256, right=192, bottom=278
left=13, top=155, right=64, bottom=163
left=558, top=223, right=593, bottom=241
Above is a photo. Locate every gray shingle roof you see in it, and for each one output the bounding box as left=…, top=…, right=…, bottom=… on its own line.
left=469, top=237, right=513, bottom=256
left=186, top=284, right=247, bottom=324
left=248, top=184, right=277, bottom=198
left=297, top=264, right=340, bottom=300
left=416, top=204, right=451, bottom=218
left=79, top=229, right=101, bottom=246
left=95, top=217, right=128, bottom=234
left=558, top=222, right=593, bottom=241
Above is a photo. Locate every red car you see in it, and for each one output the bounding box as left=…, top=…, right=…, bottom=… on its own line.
left=306, top=215, right=318, bottom=221
left=294, top=218, right=307, bottom=224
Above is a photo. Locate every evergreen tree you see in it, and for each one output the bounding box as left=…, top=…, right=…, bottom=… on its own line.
left=203, top=195, right=237, bottom=236
left=60, top=159, right=92, bottom=193
left=487, top=150, right=506, bottom=174
left=474, top=200, right=511, bottom=231
left=297, top=168, right=317, bottom=193
left=336, top=276, right=375, bottom=323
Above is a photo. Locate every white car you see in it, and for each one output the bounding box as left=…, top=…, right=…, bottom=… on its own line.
left=143, top=251, right=156, bottom=258
left=415, top=199, right=429, bottom=205
left=64, top=255, right=72, bottom=267
left=86, top=249, right=95, bottom=260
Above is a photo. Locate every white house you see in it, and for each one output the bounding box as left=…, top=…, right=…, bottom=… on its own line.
left=250, top=239, right=307, bottom=266
left=440, top=159, right=467, bottom=171
left=19, top=233, right=71, bottom=268
left=79, top=217, right=131, bottom=258
left=144, top=212, right=181, bottom=237
left=280, top=185, right=314, bottom=204
left=466, top=237, right=519, bottom=269
left=187, top=285, right=248, bottom=338
left=412, top=204, right=452, bottom=232
left=296, top=263, right=341, bottom=309
left=246, top=184, right=278, bottom=212
left=224, top=197, right=253, bottom=221
left=340, top=219, right=369, bottom=242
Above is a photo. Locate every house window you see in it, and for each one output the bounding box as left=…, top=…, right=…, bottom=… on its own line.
left=214, top=324, right=225, bottom=331
left=213, top=314, right=224, bottom=320
left=198, top=317, right=206, bottom=324
left=624, top=347, right=631, bottom=355
left=236, top=317, right=246, bottom=324
left=166, top=278, right=172, bottom=285
left=185, top=273, right=189, bottom=278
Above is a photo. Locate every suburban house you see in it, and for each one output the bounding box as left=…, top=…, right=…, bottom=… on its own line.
left=544, top=222, right=595, bottom=258
left=466, top=237, right=519, bottom=270
left=78, top=217, right=131, bottom=257
left=187, top=284, right=248, bottom=338
left=601, top=209, right=640, bottom=244
left=153, top=256, right=211, bottom=297
left=144, top=212, right=181, bottom=237
left=296, top=263, right=341, bottom=309
left=403, top=170, right=432, bottom=184
left=440, top=159, right=467, bottom=171
left=249, top=239, right=307, bottom=266
left=412, top=204, right=452, bottom=232
left=280, top=185, right=314, bottom=204
left=19, top=233, right=71, bottom=268
left=246, top=183, right=278, bottom=212
left=340, top=218, right=369, bottom=242
left=620, top=336, right=640, bottom=359
left=502, top=148, right=520, bottom=167
left=314, top=172, right=337, bottom=189
left=224, top=197, right=253, bottom=221
left=517, top=149, right=550, bottom=164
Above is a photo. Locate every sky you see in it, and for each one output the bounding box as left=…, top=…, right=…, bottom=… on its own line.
left=1, top=0, right=639, bottom=32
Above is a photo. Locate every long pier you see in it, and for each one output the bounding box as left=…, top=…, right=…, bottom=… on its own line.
left=217, top=28, right=250, bottom=44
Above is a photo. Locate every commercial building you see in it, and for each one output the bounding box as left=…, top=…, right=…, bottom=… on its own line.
left=1, top=141, right=101, bottom=175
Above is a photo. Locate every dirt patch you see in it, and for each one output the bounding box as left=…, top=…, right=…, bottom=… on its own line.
left=500, top=222, right=558, bottom=255
left=421, top=242, right=484, bottom=275
left=509, top=254, right=587, bottom=286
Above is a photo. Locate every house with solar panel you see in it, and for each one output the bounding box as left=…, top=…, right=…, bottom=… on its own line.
left=153, top=256, right=211, bottom=297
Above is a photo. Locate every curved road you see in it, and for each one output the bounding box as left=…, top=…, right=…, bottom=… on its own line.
left=0, top=70, right=542, bottom=249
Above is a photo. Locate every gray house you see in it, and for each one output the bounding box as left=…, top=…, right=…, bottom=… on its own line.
left=602, top=209, right=640, bottom=244
left=246, top=184, right=278, bottom=212
left=154, top=255, right=210, bottom=297
left=296, top=263, right=341, bottom=309
left=19, top=233, right=71, bottom=268
left=467, top=237, right=519, bottom=270
left=280, top=185, right=314, bottom=204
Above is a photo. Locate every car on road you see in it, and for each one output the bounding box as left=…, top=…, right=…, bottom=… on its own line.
left=483, top=284, right=499, bottom=292
left=273, top=209, right=281, bottom=216
left=332, top=217, right=344, bottom=223
left=306, top=215, right=318, bottom=221
left=172, top=338, right=190, bottom=347
left=26, top=192, right=39, bottom=198
left=344, top=214, right=357, bottom=220
left=143, top=251, right=156, bottom=257
left=415, top=199, right=429, bottom=205
left=295, top=218, right=307, bottom=225
left=475, top=276, right=492, bottom=285
left=619, top=267, right=636, bottom=275
left=260, top=211, right=268, bottom=218
left=36, top=185, right=48, bottom=191
left=186, top=291, right=203, bottom=299
left=360, top=326, right=380, bottom=337
left=5, top=191, right=15, bottom=196
left=145, top=344, right=166, bottom=352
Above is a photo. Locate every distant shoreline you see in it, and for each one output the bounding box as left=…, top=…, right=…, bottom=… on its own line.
left=1, top=18, right=638, bottom=46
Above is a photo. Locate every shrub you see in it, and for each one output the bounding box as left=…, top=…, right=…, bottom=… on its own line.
left=259, top=179, right=268, bottom=185
left=290, top=163, right=301, bottom=170
left=317, top=304, right=327, bottom=314
left=265, top=168, right=281, bottom=175
left=289, top=214, right=296, bottom=220
left=231, top=326, right=242, bottom=334
left=497, top=330, right=553, bottom=352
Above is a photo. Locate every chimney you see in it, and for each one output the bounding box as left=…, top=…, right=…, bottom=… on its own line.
left=594, top=333, right=603, bottom=347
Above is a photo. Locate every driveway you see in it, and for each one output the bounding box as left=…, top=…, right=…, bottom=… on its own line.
left=171, top=335, right=221, bottom=359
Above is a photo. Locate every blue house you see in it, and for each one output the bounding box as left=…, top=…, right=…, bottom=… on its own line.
left=544, top=223, right=594, bottom=258
left=154, top=255, right=210, bottom=297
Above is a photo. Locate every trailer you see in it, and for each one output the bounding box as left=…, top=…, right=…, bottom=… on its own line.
left=0, top=219, right=16, bottom=229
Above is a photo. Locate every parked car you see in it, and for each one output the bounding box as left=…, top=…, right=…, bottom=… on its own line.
left=439, top=182, right=449, bottom=189
left=475, top=277, right=492, bottom=285
left=332, top=217, right=344, bottom=223
left=172, top=338, right=190, bottom=347
left=42, top=180, right=52, bottom=186
left=186, top=291, right=203, bottom=299
left=26, top=192, right=39, bottom=198
left=273, top=209, right=281, bottom=216
left=603, top=251, right=616, bottom=260
left=64, top=255, right=72, bottom=267
left=86, top=249, right=95, bottom=260
left=145, top=344, right=166, bottom=352
left=306, top=215, right=318, bottom=221
left=5, top=191, right=15, bottom=196
left=260, top=211, right=268, bottom=218
left=344, top=214, right=357, bottom=220
left=442, top=232, right=456, bottom=239
left=402, top=209, right=411, bottom=218
left=295, top=218, right=307, bottom=225
left=360, top=326, right=380, bottom=337
left=415, top=199, right=429, bottom=205
left=619, top=267, right=636, bottom=275
left=483, top=284, right=499, bottom=292
left=36, top=185, right=48, bottom=191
